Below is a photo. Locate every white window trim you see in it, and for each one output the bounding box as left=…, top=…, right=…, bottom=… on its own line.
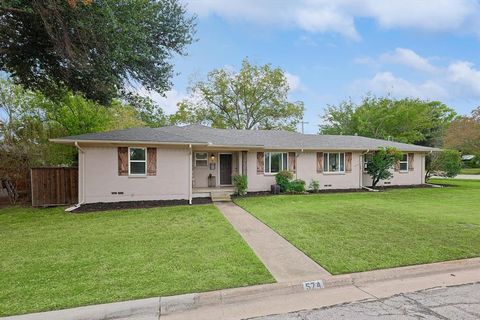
left=194, top=152, right=208, bottom=167
left=323, top=152, right=345, bottom=173
left=264, top=152, right=288, bottom=175
left=128, top=147, right=147, bottom=176
left=399, top=154, right=409, bottom=173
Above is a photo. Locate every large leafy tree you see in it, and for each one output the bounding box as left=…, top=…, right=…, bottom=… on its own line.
left=171, top=58, right=305, bottom=131
left=320, top=96, right=456, bottom=147
left=0, top=0, right=195, bottom=104
left=444, top=107, right=480, bottom=155
left=365, top=147, right=403, bottom=187
left=425, top=150, right=462, bottom=180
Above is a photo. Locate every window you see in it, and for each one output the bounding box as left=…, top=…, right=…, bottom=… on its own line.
left=399, top=154, right=408, bottom=172
left=323, top=152, right=345, bottom=173
left=195, top=152, right=208, bottom=167
left=363, top=153, right=373, bottom=172
left=129, top=147, right=147, bottom=175
left=264, top=152, right=288, bottom=174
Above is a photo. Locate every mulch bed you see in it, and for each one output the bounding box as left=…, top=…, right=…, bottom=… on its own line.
left=232, top=184, right=438, bottom=199
left=72, top=197, right=212, bottom=213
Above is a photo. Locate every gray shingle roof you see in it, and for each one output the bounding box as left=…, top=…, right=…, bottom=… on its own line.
left=52, top=124, right=439, bottom=152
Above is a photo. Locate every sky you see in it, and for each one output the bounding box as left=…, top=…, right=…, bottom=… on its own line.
left=151, top=0, right=480, bottom=134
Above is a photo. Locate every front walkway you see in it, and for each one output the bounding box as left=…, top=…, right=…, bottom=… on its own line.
left=214, top=202, right=330, bottom=282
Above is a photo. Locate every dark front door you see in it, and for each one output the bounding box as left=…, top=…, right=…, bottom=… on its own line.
left=219, top=154, right=233, bottom=185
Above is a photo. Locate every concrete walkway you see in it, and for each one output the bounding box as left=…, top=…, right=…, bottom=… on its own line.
left=214, top=202, right=330, bottom=282
left=432, top=174, right=480, bottom=180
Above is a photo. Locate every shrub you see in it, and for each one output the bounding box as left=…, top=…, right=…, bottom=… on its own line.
left=309, top=179, right=320, bottom=193
left=275, top=170, right=293, bottom=192
left=289, top=179, right=306, bottom=192
left=233, top=174, right=248, bottom=196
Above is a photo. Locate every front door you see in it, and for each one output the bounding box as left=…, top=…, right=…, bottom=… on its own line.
left=219, top=154, right=233, bottom=185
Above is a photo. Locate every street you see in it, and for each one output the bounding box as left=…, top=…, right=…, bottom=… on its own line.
left=252, top=282, right=480, bottom=320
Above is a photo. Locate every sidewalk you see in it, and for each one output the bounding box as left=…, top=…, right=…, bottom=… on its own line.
left=3, top=258, right=479, bottom=320
left=214, top=202, right=330, bottom=282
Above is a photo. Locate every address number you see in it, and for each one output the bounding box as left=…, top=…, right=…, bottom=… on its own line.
left=303, top=279, right=325, bottom=290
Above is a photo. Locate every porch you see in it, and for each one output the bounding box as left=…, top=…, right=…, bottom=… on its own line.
left=191, top=150, right=248, bottom=201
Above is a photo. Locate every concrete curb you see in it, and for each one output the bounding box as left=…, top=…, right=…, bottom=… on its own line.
left=3, top=257, right=480, bottom=320
left=0, top=297, right=160, bottom=320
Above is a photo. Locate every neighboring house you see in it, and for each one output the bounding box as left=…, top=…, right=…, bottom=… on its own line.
left=51, top=124, right=438, bottom=204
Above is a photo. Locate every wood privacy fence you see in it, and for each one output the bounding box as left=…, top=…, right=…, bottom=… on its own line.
left=31, top=167, right=78, bottom=207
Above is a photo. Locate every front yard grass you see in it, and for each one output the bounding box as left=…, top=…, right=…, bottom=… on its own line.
left=235, top=179, right=480, bottom=275
left=460, top=168, right=480, bottom=175
left=0, top=205, right=273, bottom=316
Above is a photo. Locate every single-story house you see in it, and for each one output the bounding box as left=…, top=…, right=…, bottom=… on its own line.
left=51, top=124, right=438, bottom=204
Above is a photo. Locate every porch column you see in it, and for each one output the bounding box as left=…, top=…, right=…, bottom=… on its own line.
left=239, top=152, right=243, bottom=175
left=188, top=145, right=192, bottom=204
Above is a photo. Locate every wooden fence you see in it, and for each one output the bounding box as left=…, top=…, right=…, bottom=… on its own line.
left=31, top=167, right=78, bottom=207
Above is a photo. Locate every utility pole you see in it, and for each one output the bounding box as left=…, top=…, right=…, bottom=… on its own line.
left=300, top=120, right=309, bottom=134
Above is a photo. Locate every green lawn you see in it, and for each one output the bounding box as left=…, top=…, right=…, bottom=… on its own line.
left=460, top=168, right=480, bottom=175
left=235, top=179, right=480, bottom=275
left=0, top=205, right=273, bottom=316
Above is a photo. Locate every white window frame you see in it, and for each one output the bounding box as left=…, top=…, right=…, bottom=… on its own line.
left=323, top=152, right=345, bottom=173
left=264, top=152, right=288, bottom=175
left=195, top=152, right=208, bottom=167
left=128, top=147, right=147, bottom=176
left=399, top=154, right=408, bottom=172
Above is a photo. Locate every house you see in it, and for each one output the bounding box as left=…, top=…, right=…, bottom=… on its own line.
left=51, top=124, right=438, bottom=205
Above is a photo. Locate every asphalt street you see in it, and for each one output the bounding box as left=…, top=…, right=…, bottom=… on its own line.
left=251, top=282, right=480, bottom=320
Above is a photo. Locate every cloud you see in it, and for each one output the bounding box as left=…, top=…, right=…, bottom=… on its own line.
left=285, top=72, right=302, bottom=92
left=353, top=48, right=480, bottom=102
left=184, top=0, right=480, bottom=39
left=380, top=48, right=438, bottom=73
left=352, top=72, right=448, bottom=100
left=137, top=88, right=185, bottom=114
left=447, top=61, right=480, bottom=97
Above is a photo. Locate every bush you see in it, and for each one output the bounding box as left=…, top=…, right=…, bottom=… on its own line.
left=275, top=170, right=293, bottom=192
left=233, top=174, right=248, bottom=196
left=289, top=179, right=306, bottom=192
left=309, top=179, right=320, bottom=193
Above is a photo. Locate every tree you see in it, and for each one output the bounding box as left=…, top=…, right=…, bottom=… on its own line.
left=125, top=95, right=169, bottom=128
left=425, top=150, right=462, bottom=180
left=320, top=96, right=456, bottom=147
left=365, top=147, right=403, bottom=187
left=0, top=0, right=195, bottom=104
left=171, top=58, right=305, bottom=131
left=444, top=107, right=480, bottom=155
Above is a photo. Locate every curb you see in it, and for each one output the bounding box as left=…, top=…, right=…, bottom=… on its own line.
left=3, top=258, right=480, bottom=320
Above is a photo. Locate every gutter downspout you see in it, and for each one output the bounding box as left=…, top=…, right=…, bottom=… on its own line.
left=188, top=144, right=193, bottom=205
left=66, top=141, right=86, bottom=211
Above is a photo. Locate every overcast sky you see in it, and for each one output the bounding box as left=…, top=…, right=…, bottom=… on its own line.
left=149, top=0, right=480, bottom=133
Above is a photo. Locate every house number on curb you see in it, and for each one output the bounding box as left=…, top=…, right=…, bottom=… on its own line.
left=303, top=280, right=325, bottom=290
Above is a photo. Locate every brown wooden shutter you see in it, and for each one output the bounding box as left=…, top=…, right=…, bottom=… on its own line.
left=147, top=148, right=157, bottom=176
left=288, top=152, right=296, bottom=172
left=408, top=153, right=414, bottom=171
left=118, top=147, right=128, bottom=176
left=345, top=152, right=352, bottom=173
left=256, top=152, right=264, bottom=174
left=394, top=160, right=400, bottom=172
left=316, top=152, right=323, bottom=173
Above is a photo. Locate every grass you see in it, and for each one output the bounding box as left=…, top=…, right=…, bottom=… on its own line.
left=460, top=168, right=480, bottom=175
left=0, top=205, right=273, bottom=316
left=235, top=179, right=480, bottom=275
